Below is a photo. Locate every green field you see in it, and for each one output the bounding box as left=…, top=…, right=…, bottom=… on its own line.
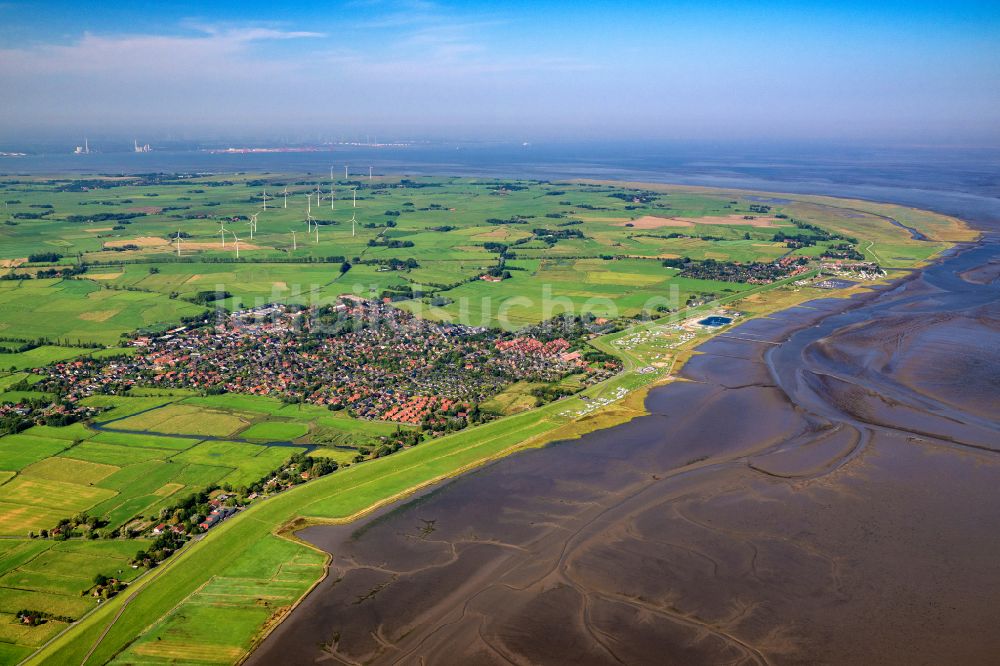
left=0, top=174, right=974, bottom=664
left=0, top=390, right=413, bottom=659
left=1, top=175, right=968, bottom=330
left=238, top=421, right=310, bottom=441
left=0, top=279, right=206, bottom=345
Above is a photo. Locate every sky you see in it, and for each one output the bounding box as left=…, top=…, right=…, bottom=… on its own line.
left=0, top=0, right=998, bottom=145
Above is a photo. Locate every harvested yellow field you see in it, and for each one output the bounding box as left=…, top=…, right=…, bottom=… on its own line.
left=77, top=309, right=121, bottom=322
left=131, top=641, right=245, bottom=663
left=619, top=214, right=780, bottom=229
left=181, top=241, right=263, bottom=251
left=0, top=501, right=65, bottom=534
left=154, top=482, right=185, bottom=497
left=103, top=236, right=170, bottom=249
left=0, top=477, right=116, bottom=513
left=584, top=271, right=664, bottom=286
left=113, top=404, right=250, bottom=437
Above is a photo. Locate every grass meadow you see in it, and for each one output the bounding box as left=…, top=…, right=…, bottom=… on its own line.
left=0, top=390, right=415, bottom=659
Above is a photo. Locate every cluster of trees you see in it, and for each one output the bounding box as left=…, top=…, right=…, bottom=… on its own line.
left=65, top=212, right=145, bottom=223
left=488, top=183, right=529, bottom=192
left=417, top=403, right=479, bottom=434
left=2, top=396, right=89, bottom=436
left=663, top=257, right=807, bottom=283
left=132, top=530, right=186, bottom=568
left=87, top=574, right=126, bottom=599
left=31, top=512, right=108, bottom=541
left=398, top=179, right=443, bottom=189
left=522, top=313, right=622, bottom=342
left=609, top=191, right=658, bottom=204
left=1, top=264, right=85, bottom=281
left=0, top=413, right=33, bottom=436
left=262, top=452, right=339, bottom=485
left=27, top=251, right=63, bottom=263
left=483, top=242, right=508, bottom=254
left=486, top=215, right=532, bottom=225
left=187, top=290, right=232, bottom=305
left=771, top=219, right=857, bottom=252
left=484, top=266, right=512, bottom=280
left=822, top=243, right=865, bottom=261
left=532, top=227, right=585, bottom=245
left=791, top=219, right=856, bottom=244
left=0, top=338, right=42, bottom=353
left=379, top=284, right=425, bottom=301
left=374, top=257, right=418, bottom=271
left=15, top=609, right=76, bottom=626
left=367, top=238, right=414, bottom=248
left=772, top=231, right=819, bottom=248
left=582, top=349, right=620, bottom=365
left=530, top=383, right=580, bottom=405
left=428, top=295, right=453, bottom=307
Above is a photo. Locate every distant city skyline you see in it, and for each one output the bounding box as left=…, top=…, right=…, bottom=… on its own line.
left=1, top=0, right=998, bottom=145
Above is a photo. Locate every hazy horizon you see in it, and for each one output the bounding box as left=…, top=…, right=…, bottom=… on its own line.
left=1, top=0, right=999, bottom=146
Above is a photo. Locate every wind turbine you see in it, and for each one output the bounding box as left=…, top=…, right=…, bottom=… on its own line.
left=174, top=230, right=182, bottom=257
left=282, top=187, right=288, bottom=209
left=344, top=165, right=348, bottom=178
left=305, top=196, right=315, bottom=233
left=314, top=221, right=319, bottom=244
left=369, top=166, right=373, bottom=181
left=351, top=188, right=358, bottom=238
left=231, top=230, right=242, bottom=259
left=248, top=213, right=259, bottom=240
left=350, top=187, right=358, bottom=237
left=219, top=221, right=227, bottom=248
left=330, top=181, right=335, bottom=210
left=262, top=187, right=268, bottom=211
left=290, top=230, right=297, bottom=251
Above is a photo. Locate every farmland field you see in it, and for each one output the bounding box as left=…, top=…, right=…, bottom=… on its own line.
left=0, top=389, right=406, bottom=659
left=109, top=404, right=252, bottom=437
left=238, top=421, right=309, bottom=441
left=0, top=279, right=206, bottom=345
left=0, top=174, right=974, bottom=665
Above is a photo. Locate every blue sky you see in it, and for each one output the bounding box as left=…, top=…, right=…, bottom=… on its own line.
left=1, top=0, right=998, bottom=143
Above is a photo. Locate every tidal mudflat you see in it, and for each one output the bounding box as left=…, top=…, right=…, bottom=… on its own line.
left=251, top=239, right=1000, bottom=665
